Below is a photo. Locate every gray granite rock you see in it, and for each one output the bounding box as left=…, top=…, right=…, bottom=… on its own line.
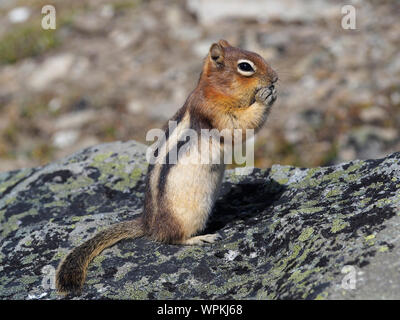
left=1, top=140, right=400, bottom=299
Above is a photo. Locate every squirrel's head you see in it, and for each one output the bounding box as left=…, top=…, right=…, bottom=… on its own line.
left=199, top=39, right=278, bottom=109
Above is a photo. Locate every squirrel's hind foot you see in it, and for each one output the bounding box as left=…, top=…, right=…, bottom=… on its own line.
left=177, top=233, right=222, bottom=245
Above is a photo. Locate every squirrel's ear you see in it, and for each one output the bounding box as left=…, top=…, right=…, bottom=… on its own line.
left=209, top=43, right=224, bottom=66
left=218, top=39, right=231, bottom=48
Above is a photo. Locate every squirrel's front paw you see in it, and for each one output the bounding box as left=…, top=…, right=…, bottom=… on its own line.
left=255, top=86, right=277, bottom=106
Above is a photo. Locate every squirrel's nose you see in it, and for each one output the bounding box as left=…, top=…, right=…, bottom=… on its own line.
left=270, top=74, right=278, bottom=84
left=268, top=68, right=278, bottom=84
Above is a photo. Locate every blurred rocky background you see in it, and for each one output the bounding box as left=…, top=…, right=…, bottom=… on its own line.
left=0, top=0, right=399, bottom=172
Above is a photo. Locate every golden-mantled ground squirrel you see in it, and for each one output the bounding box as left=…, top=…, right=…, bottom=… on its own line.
left=56, top=40, right=278, bottom=294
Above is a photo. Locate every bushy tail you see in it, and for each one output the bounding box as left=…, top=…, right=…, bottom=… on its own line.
left=56, top=217, right=144, bottom=294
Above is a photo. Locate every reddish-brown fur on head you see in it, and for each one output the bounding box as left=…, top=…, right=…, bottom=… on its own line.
left=186, top=40, right=278, bottom=134
left=200, top=40, right=277, bottom=111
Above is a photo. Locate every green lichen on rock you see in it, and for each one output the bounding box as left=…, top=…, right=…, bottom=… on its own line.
left=1, top=141, right=400, bottom=299
left=299, top=227, right=314, bottom=242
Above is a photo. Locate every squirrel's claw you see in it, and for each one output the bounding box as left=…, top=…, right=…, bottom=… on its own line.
left=255, top=86, right=277, bottom=106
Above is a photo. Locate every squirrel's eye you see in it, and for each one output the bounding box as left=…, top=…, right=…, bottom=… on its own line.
left=238, top=62, right=254, bottom=72
left=237, top=59, right=256, bottom=76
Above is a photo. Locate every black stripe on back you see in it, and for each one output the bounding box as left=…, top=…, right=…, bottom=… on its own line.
left=157, top=135, right=191, bottom=200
